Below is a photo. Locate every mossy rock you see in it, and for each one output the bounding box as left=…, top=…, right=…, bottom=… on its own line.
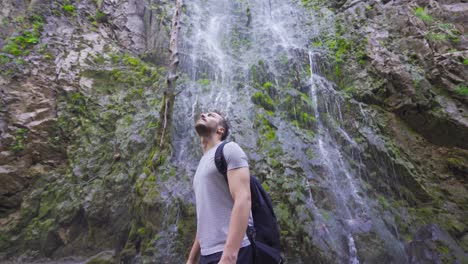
left=355, top=232, right=394, bottom=263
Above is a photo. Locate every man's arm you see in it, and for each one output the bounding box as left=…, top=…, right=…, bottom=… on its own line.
left=219, top=167, right=251, bottom=264
left=186, top=233, right=200, bottom=264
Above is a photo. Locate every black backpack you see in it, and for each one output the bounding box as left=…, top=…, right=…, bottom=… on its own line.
left=215, top=141, right=283, bottom=264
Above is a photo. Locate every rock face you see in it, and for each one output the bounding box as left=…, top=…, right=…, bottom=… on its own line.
left=0, top=0, right=176, bottom=262
left=0, top=0, right=467, bottom=263
left=314, top=0, right=468, bottom=261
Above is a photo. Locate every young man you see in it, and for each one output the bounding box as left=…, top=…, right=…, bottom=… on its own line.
left=187, top=111, right=254, bottom=264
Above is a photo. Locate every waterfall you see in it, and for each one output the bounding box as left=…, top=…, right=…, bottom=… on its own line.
left=309, top=51, right=361, bottom=264
left=173, top=0, right=408, bottom=262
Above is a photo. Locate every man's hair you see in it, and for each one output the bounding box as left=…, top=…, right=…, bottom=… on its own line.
left=213, top=110, right=229, bottom=141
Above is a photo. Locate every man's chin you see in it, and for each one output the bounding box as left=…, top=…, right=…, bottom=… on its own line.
left=195, top=123, right=211, bottom=136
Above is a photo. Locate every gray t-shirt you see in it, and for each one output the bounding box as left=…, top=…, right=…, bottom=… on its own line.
left=193, top=141, right=253, bottom=256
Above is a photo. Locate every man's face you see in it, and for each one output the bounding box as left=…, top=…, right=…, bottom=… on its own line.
left=195, top=112, right=224, bottom=137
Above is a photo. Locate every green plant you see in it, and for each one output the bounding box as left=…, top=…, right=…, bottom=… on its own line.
left=463, top=59, right=468, bottom=65
left=1, top=18, right=9, bottom=26
left=95, top=10, right=107, bottom=23
left=252, top=91, right=275, bottom=111
left=1, top=14, right=44, bottom=57
left=109, top=53, right=121, bottom=63
left=2, top=31, right=39, bottom=56
left=426, top=32, right=446, bottom=42
left=93, top=54, right=105, bottom=64
left=37, top=43, right=48, bottom=53
left=256, top=114, right=277, bottom=142
left=63, top=5, right=76, bottom=15
left=263, top=82, right=273, bottom=89
left=14, top=16, right=25, bottom=23
left=122, top=53, right=140, bottom=67
left=454, top=85, right=468, bottom=96
left=9, top=128, right=29, bottom=153
left=197, top=78, right=210, bottom=86
left=447, top=35, right=460, bottom=44
left=14, top=58, right=25, bottom=64
left=0, top=54, right=11, bottom=64
left=343, top=85, right=355, bottom=95
left=414, top=7, right=433, bottom=23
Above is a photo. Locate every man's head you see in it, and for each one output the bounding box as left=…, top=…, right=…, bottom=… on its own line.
left=195, top=111, right=229, bottom=141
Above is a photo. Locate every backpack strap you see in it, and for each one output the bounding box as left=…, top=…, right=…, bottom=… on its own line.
left=214, top=141, right=229, bottom=182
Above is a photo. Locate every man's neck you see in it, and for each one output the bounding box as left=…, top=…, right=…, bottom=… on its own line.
left=200, top=135, right=222, bottom=154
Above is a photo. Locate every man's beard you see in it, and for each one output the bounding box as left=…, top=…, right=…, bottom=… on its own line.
left=195, top=122, right=215, bottom=137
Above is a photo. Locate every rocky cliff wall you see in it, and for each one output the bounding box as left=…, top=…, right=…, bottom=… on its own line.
left=0, top=0, right=467, bottom=263
left=311, top=0, right=468, bottom=261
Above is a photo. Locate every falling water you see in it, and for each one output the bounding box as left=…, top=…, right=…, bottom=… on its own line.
left=172, top=0, right=408, bottom=262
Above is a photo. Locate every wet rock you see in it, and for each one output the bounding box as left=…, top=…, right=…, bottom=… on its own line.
left=405, top=224, right=468, bottom=264
left=354, top=232, right=394, bottom=263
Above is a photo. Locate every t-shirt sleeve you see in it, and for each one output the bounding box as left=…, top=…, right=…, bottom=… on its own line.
left=224, top=142, right=249, bottom=171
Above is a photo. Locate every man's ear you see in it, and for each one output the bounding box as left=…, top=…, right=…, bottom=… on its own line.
left=217, top=127, right=225, bottom=136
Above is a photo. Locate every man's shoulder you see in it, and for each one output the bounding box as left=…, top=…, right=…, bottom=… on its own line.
left=223, top=141, right=248, bottom=159
left=224, top=141, right=243, bottom=151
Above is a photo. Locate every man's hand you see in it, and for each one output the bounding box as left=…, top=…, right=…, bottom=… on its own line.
left=218, top=254, right=237, bottom=264
left=187, top=234, right=200, bottom=264
left=186, top=253, right=199, bottom=264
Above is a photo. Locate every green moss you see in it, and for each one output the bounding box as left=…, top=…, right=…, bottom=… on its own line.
left=281, top=93, right=315, bottom=130
left=173, top=201, right=197, bottom=256
left=0, top=232, right=9, bottom=251
left=63, top=5, right=76, bottom=15
left=9, top=128, right=29, bottom=153
left=454, top=85, right=468, bottom=96
left=319, top=209, right=331, bottom=221
left=24, top=218, right=57, bottom=245
left=197, top=78, right=210, bottom=86
left=43, top=53, right=53, bottom=60
left=414, top=7, right=433, bottom=23
left=93, top=54, right=105, bottom=64
left=426, top=32, right=446, bottom=42
left=263, top=82, right=273, bottom=89
left=2, top=15, right=43, bottom=57
left=270, top=158, right=283, bottom=170
left=148, top=174, right=156, bottom=182
left=463, top=59, right=468, bottom=65
left=137, top=227, right=148, bottom=236
left=448, top=35, right=461, bottom=44
left=95, top=10, right=107, bottom=23
left=82, top=53, right=163, bottom=92
left=377, top=195, right=391, bottom=210
left=318, top=26, right=368, bottom=86
left=261, top=81, right=278, bottom=98
left=415, top=207, right=435, bottom=224
left=299, top=0, right=325, bottom=10
left=343, top=85, right=355, bottom=96
left=447, top=157, right=464, bottom=166
left=299, top=112, right=316, bottom=125
left=122, top=53, right=141, bottom=67
left=0, top=54, right=11, bottom=64
left=256, top=114, right=277, bottom=142
left=252, top=91, right=275, bottom=111
left=146, top=121, right=158, bottom=129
